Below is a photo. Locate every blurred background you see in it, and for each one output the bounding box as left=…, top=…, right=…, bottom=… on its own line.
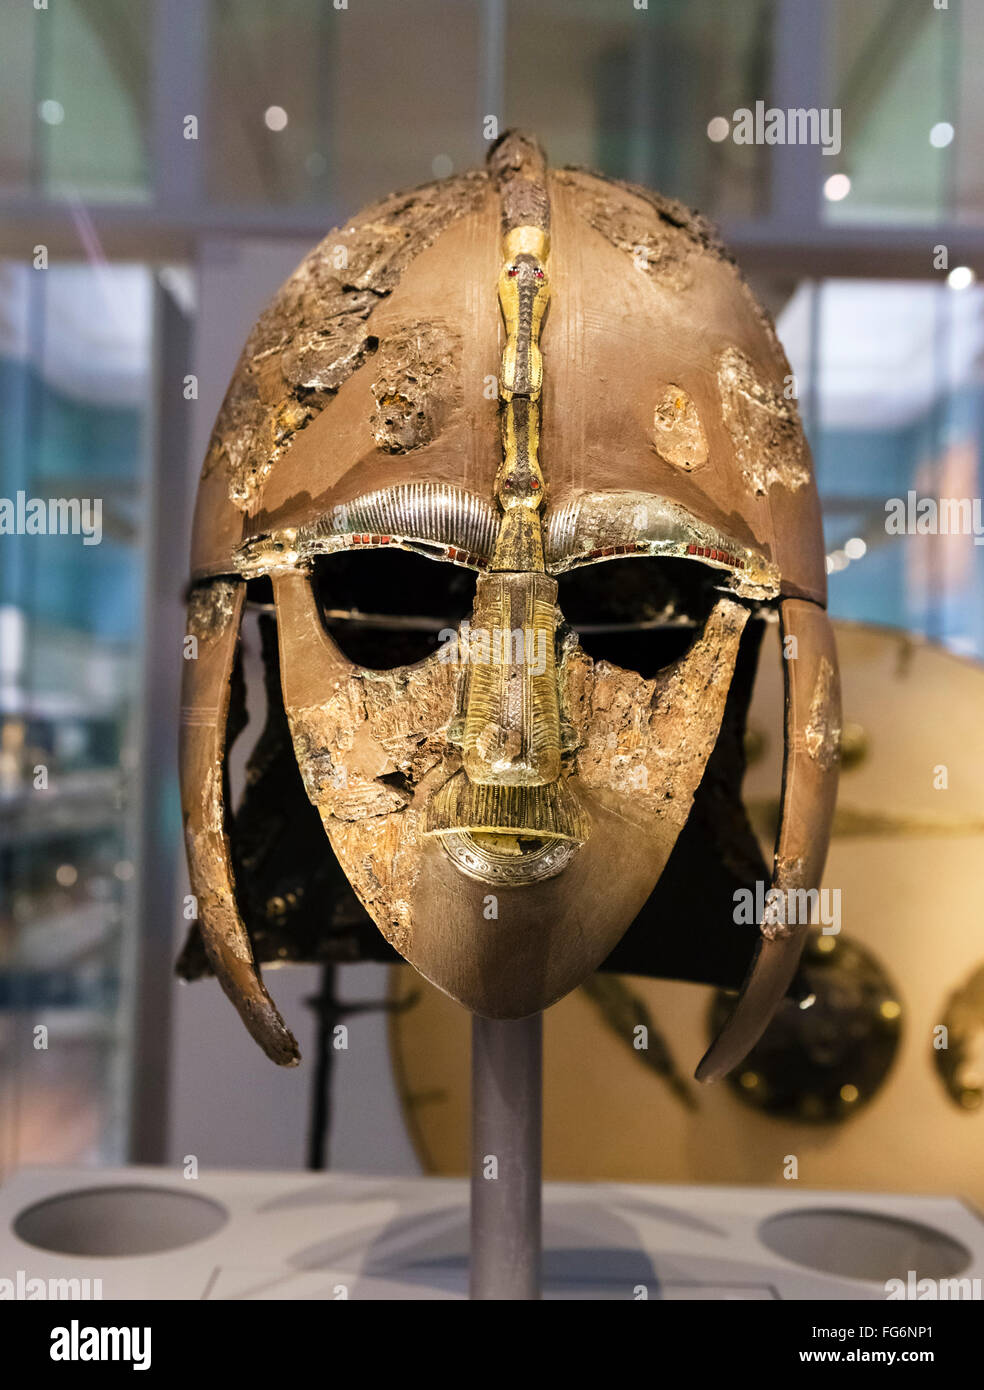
left=1, top=0, right=983, bottom=1189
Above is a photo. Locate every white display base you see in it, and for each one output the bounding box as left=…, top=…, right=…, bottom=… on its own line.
left=1, top=1167, right=982, bottom=1300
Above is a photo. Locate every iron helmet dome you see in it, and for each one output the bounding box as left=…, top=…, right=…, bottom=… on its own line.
left=180, top=131, right=840, bottom=1082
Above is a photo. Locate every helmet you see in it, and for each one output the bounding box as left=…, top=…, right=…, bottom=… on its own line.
left=179, top=132, right=840, bottom=1081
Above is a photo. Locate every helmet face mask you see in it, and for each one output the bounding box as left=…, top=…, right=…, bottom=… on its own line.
left=179, top=132, right=840, bottom=1078
left=266, top=548, right=751, bottom=1020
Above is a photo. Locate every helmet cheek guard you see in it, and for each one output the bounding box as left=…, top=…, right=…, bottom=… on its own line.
left=180, top=577, right=300, bottom=1065
left=698, top=597, right=840, bottom=1081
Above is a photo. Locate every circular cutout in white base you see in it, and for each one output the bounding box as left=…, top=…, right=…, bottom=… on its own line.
left=14, top=1185, right=228, bottom=1257
left=759, top=1207, right=971, bottom=1283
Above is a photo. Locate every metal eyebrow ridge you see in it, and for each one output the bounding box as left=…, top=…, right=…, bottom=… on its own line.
left=232, top=481, right=500, bottom=575
left=232, top=481, right=780, bottom=600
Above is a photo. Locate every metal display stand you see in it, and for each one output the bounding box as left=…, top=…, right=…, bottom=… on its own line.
left=469, top=1013, right=543, bottom=1300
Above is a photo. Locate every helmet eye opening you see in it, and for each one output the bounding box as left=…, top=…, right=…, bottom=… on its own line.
left=309, top=548, right=475, bottom=669
left=557, top=556, right=722, bottom=679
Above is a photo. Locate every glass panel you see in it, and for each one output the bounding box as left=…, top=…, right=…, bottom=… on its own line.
left=778, top=277, right=984, bottom=654
left=204, top=0, right=774, bottom=220
left=0, top=261, right=153, bottom=1175
left=206, top=0, right=484, bottom=209
left=0, top=0, right=151, bottom=202
left=0, top=2, right=39, bottom=197
left=823, top=0, right=981, bottom=226
left=503, top=0, right=775, bottom=221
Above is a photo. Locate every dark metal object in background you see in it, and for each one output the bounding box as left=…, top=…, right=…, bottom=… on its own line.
left=305, top=965, right=341, bottom=1172
left=304, top=964, right=404, bottom=1171
left=709, top=933, right=902, bottom=1122
left=935, top=963, right=984, bottom=1113
left=470, top=1014, right=542, bottom=1300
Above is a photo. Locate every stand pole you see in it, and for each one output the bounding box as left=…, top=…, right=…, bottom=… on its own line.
left=469, top=1012, right=542, bottom=1300
left=306, top=964, right=338, bottom=1171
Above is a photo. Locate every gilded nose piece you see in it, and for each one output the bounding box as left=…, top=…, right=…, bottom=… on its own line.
left=462, top=571, right=561, bottom=787
left=424, top=570, right=588, bottom=864
left=424, top=179, right=588, bottom=881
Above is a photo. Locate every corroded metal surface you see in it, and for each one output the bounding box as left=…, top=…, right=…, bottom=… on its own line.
left=717, top=346, right=810, bottom=496
left=651, top=385, right=709, bottom=472
left=185, top=578, right=239, bottom=642
left=806, top=655, right=843, bottom=770
left=369, top=320, right=461, bottom=454
left=563, top=597, right=749, bottom=833
left=554, top=167, right=717, bottom=292
left=200, top=173, right=487, bottom=512
left=489, top=129, right=551, bottom=237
